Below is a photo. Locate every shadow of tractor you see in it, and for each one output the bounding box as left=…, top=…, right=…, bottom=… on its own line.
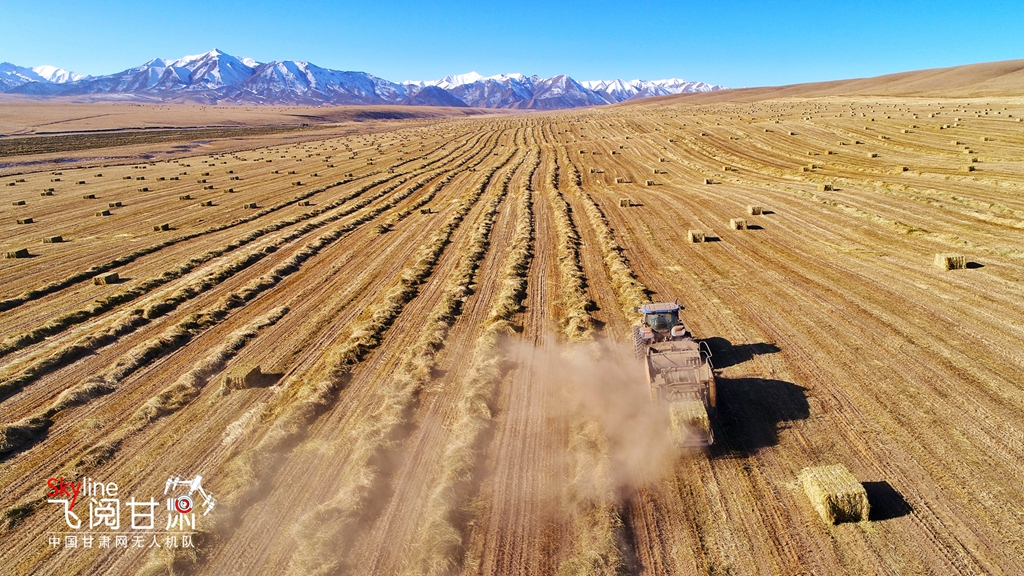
left=711, top=376, right=810, bottom=456
left=702, top=337, right=781, bottom=369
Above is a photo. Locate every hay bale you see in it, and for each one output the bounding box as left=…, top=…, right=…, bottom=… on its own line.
left=961, top=165, right=975, bottom=173
left=154, top=223, right=170, bottom=231
left=867, top=152, right=878, bottom=158
left=730, top=218, right=747, bottom=230
left=747, top=205, right=763, bottom=216
left=669, top=400, right=710, bottom=445
left=83, top=194, right=96, bottom=199
left=659, top=157, right=666, bottom=162
left=798, top=464, right=869, bottom=524
left=297, top=200, right=310, bottom=206
left=820, top=183, right=834, bottom=191
left=244, top=202, right=258, bottom=209
left=704, top=178, right=713, bottom=185
left=42, top=235, right=63, bottom=244
left=224, top=365, right=263, bottom=390
left=16, top=218, right=33, bottom=224
left=179, top=194, right=191, bottom=200
left=12, top=200, right=25, bottom=205
left=5, top=248, right=30, bottom=259
left=93, top=272, right=119, bottom=285
left=614, top=177, right=626, bottom=184
left=40, top=191, right=53, bottom=196
left=619, top=198, right=631, bottom=207
left=645, top=180, right=655, bottom=186
left=687, top=230, right=705, bottom=243
left=95, top=210, right=110, bottom=217
left=108, top=201, right=122, bottom=208
left=934, top=253, right=966, bottom=270
left=138, top=187, right=149, bottom=192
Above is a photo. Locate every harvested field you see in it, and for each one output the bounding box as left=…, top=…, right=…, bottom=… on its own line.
left=2, top=86, right=1024, bottom=576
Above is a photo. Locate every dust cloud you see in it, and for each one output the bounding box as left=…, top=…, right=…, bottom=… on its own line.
left=506, top=335, right=681, bottom=490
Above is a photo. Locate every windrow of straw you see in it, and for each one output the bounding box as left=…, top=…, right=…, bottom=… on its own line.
left=286, top=145, right=535, bottom=576
left=0, top=143, right=495, bottom=388
left=554, top=145, right=626, bottom=576
left=399, top=161, right=536, bottom=576
left=0, top=155, right=470, bottom=442
left=0, top=307, right=290, bottom=527
left=0, top=131, right=486, bottom=318
left=139, top=149, right=520, bottom=576
left=561, top=152, right=649, bottom=320
left=0, top=266, right=299, bottom=458
left=0, top=172, right=404, bottom=359
left=548, top=147, right=594, bottom=340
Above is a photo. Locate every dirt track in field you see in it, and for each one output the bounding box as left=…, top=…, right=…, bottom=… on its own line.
left=1, top=93, right=1023, bottom=576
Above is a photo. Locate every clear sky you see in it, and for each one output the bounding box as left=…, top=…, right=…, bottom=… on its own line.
left=2, top=0, right=1021, bottom=87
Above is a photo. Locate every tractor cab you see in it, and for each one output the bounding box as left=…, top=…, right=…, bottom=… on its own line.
left=635, top=302, right=689, bottom=343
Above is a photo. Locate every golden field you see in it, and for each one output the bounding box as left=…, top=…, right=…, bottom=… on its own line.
left=1, top=60, right=1023, bottom=575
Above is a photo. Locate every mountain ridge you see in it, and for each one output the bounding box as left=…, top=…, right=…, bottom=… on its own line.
left=0, top=49, right=725, bottom=109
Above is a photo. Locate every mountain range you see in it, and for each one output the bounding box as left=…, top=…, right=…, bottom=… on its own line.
left=0, top=49, right=724, bottom=109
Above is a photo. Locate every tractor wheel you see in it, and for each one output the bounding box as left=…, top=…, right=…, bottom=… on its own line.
left=632, top=325, right=646, bottom=359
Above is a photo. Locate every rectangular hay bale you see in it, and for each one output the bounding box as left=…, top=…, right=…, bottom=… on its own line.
left=154, top=223, right=170, bottom=231
left=619, top=198, right=631, bottom=207
left=730, top=218, right=747, bottom=230
left=5, top=248, right=29, bottom=259
left=798, top=464, right=869, bottom=524
left=42, top=235, right=63, bottom=244
left=687, top=230, right=705, bottom=243
left=934, top=253, right=966, bottom=270
left=669, top=400, right=710, bottom=445
left=93, top=272, right=119, bottom=285
left=747, top=205, right=763, bottom=216
left=224, top=365, right=263, bottom=389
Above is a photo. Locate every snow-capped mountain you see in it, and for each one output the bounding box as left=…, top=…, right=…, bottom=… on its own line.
left=221, top=61, right=409, bottom=105
left=581, top=78, right=724, bottom=102
left=0, top=62, right=87, bottom=91
left=0, top=51, right=725, bottom=109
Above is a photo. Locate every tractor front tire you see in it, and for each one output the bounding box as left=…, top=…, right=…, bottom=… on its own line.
left=632, top=325, right=646, bottom=359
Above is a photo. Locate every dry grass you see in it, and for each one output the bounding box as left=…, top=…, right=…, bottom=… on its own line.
left=399, top=156, right=534, bottom=576
left=798, top=464, right=869, bottom=524
left=287, top=145, right=533, bottom=576
left=561, top=154, right=648, bottom=320
left=155, top=148, right=522, bottom=576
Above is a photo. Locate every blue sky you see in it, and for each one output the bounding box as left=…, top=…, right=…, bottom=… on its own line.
left=2, top=0, right=1021, bottom=86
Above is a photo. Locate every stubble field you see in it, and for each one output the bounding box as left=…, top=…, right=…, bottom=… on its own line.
left=1, top=89, right=1023, bottom=575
